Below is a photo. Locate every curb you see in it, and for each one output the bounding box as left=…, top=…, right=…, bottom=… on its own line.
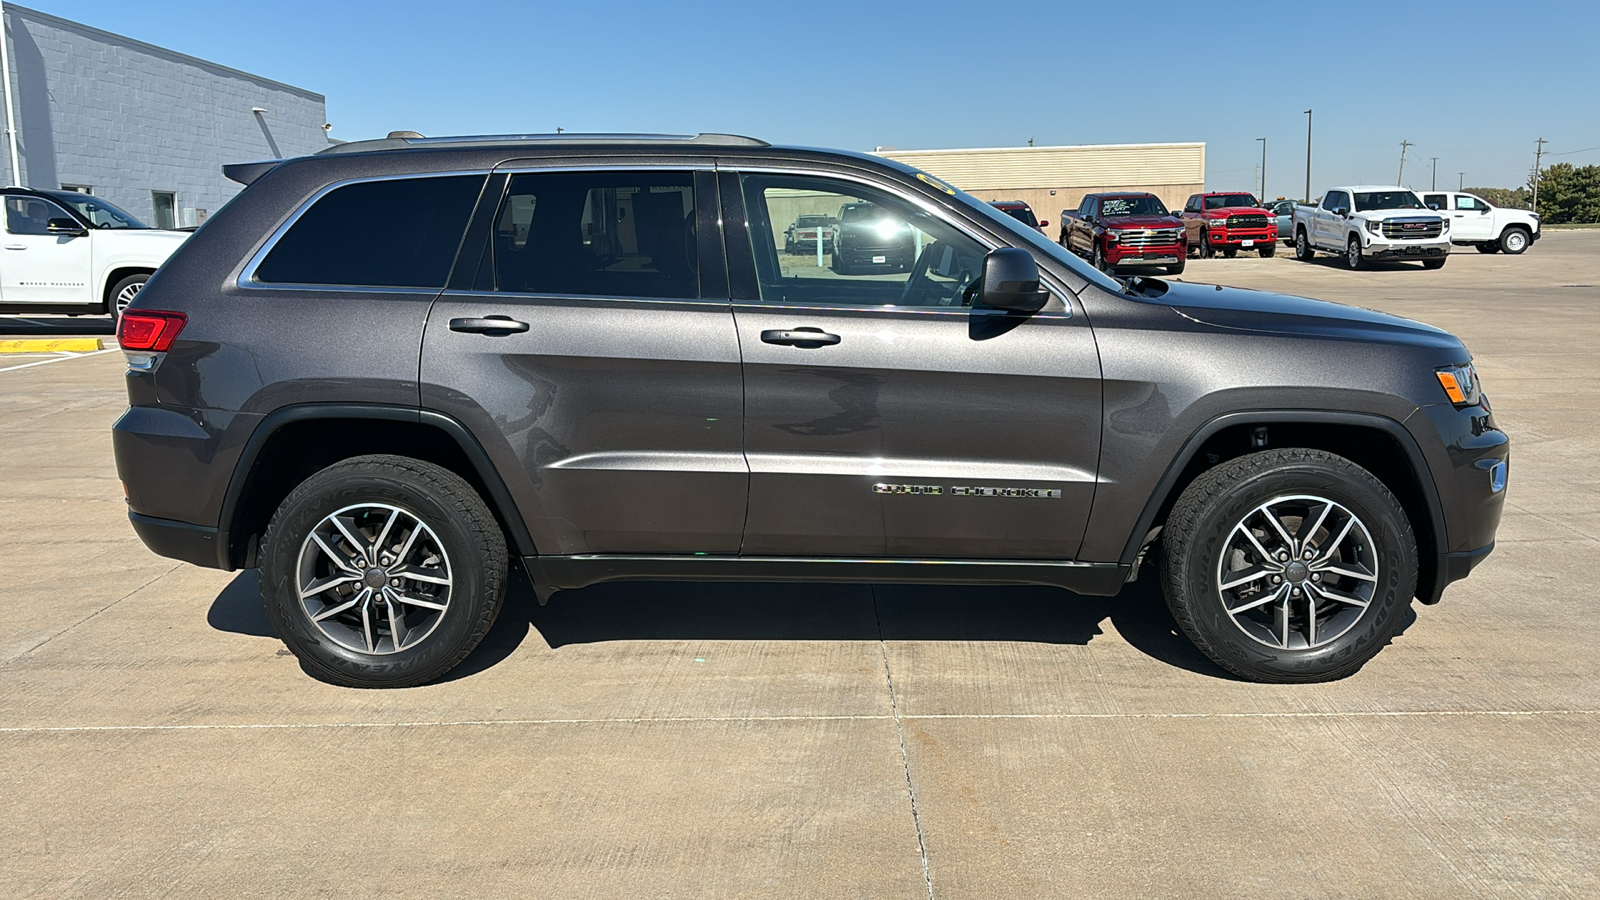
left=0, top=338, right=106, bottom=353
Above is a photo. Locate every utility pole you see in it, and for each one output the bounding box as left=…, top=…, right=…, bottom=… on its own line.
left=1458, top=172, right=1465, bottom=191
left=1430, top=157, right=1439, bottom=190
left=1398, top=140, right=1413, bottom=184
left=1256, top=137, right=1267, bottom=199
left=1304, top=110, right=1312, bottom=202
left=0, top=1, right=22, bottom=187
left=1533, top=137, right=1547, bottom=213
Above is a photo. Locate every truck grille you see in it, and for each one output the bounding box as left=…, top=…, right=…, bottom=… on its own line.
left=1116, top=229, right=1183, bottom=248
left=1381, top=218, right=1444, bottom=239
left=1226, top=214, right=1270, bottom=229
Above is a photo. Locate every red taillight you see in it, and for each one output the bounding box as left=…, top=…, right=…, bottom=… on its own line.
left=118, top=311, right=187, bottom=352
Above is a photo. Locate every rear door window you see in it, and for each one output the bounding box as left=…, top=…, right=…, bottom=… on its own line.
left=254, top=175, right=484, bottom=288
left=491, top=171, right=699, bottom=299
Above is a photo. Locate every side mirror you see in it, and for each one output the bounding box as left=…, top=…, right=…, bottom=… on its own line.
left=1037, top=219, right=1050, bottom=229
left=1333, top=206, right=1350, bottom=217
left=47, top=217, right=87, bottom=236
left=978, top=248, right=1049, bottom=312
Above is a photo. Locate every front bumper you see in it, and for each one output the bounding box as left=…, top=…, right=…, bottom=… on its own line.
left=1412, top=398, right=1509, bottom=603
left=1365, top=240, right=1450, bottom=259
left=1205, top=228, right=1277, bottom=248
left=1107, top=242, right=1184, bottom=266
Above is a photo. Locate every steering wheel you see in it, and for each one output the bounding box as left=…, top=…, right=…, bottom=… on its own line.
left=896, top=241, right=975, bottom=307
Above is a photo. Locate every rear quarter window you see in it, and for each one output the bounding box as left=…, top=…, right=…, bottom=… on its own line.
left=253, top=175, right=484, bottom=288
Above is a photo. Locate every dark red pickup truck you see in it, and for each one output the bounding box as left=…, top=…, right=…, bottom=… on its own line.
left=1058, top=192, right=1186, bottom=275
left=1179, top=192, right=1277, bottom=258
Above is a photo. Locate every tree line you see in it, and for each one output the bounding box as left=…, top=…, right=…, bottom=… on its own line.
left=1464, top=164, right=1599, bottom=224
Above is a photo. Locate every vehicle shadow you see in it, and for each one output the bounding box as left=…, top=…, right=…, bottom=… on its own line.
left=0, top=314, right=115, bottom=336
left=207, top=563, right=1418, bottom=684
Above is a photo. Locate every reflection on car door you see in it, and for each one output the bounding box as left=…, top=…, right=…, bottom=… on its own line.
left=1, top=194, right=92, bottom=305
left=421, top=165, right=748, bottom=556
left=724, top=170, right=1102, bottom=559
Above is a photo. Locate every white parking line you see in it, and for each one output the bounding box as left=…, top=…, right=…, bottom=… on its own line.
left=0, top=346, right=120, bottom=373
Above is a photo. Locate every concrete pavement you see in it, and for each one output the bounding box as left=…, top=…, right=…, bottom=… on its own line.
left=1, top=232, right=1596, bottom=898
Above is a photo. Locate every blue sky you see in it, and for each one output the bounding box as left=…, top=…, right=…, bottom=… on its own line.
left=24, top=0, right=1600, bottom=196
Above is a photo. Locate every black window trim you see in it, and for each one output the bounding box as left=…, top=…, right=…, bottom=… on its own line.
left=236, top=169, right=493, bottom=294
left=720, top=163, right=1074, bottom=318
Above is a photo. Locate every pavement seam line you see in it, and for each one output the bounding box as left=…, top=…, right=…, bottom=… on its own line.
left=2, top=709, right=1596, bottom=734
left=0, top=563, right=181, bottom=670
left=874, top=589, right=936, bottom=900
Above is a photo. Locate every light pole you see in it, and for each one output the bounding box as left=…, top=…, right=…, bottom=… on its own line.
left=1458, top=172, right=1465, bottom=191
left=1430, top=157, right=1439, bottom=190
left=1303, top=110, right=1313, bottom=202
left=1257, top=137, right=1267, bottom=199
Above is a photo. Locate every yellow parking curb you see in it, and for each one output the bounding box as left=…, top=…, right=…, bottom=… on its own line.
left=0, top=338, right=105, bottom=353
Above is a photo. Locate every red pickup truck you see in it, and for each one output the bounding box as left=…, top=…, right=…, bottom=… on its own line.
left=1058, top=192, right=1186, bottom=275
left=1179, top=192, right=1277, bottom=258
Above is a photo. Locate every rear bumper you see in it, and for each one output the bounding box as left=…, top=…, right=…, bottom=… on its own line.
left=128, top=511, right=232, bottom=570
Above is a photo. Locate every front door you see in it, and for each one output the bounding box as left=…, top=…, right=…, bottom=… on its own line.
left=726, top=170, right=1102, bottom=559
left=1, top=194, right=92, bottom=305
left=422, top=166, right=747, bottom=556
left=1450, top=193, right=1495, bottom=241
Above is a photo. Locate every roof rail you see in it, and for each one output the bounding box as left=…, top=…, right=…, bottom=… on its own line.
left=315, top=132, right=770, bottom=156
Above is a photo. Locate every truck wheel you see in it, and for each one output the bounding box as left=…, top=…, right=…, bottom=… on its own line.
left=108, top=273, right=149, bottom=323
left=1199, top=230, right=1214, bottom=259
left=1092, top=242, right=1109, bottom=272
left=1222, top=248, right=1238, bottom=259
left=1345, top=236, right=1365, bottom=270
left=1294, top=229, right=1314, bottom=261
left=259, top=455, right=509, bottom=688
left=1499, top=227, right=1530, bottom=255
left=1160, top=448, right=1417, bottom=683
left=1258, top=243, right=1276, bottom=258
left=1422, top=258, right=1447, bottom=270
left=1166, top=259, right=1186, bottom=276
left=1475, top=243, right=1500, bottom=254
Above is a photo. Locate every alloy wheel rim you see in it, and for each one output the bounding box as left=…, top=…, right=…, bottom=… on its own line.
left=1215, top=494, right=1380, bottom=650
left=296, top=502, right=453, bottom=655
left=115, top=281, right=142, bottom=314
left=1507, top=232, right=1525, bottom=251
left=1348, top=241, right=1360, bottom=267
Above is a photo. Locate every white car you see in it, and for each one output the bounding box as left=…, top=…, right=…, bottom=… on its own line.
left=0, top=188, right=189, bottom=321
left=1291, top=186, right=1452, bottom=270
left=1418, top=190, right=1540, bottom=255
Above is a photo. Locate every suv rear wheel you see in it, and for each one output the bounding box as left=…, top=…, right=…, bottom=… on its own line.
left=259, top=455, right=508, bottom=688
left=1160, top=448, right=1416, bottom=683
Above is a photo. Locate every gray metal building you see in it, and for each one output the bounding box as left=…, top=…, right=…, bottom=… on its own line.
left=0, top=4, right=330, bottom=228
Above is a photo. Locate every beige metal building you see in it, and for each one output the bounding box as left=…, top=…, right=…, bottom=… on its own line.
left=875, top=142, right=1205, bottom=229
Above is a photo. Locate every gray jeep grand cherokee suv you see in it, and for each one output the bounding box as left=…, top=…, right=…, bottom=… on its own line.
left=112, top=132, right=1508, bottom=687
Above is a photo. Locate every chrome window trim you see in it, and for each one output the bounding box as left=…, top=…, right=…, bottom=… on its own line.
left=440, top=289, right=730, bottom=307
left=235, top=169, right=493, bottom=292
left=725, top=164, right=1073, bottom=318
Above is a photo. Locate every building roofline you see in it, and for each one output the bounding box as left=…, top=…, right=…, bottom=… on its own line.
left=877, top=142, right=1205, bottom=156
left=4, top=3, right=324, bottom=102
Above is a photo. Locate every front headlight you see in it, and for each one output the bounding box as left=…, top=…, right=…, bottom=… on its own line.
left=1440, top=218, right=1450, bottom=232
left=1435, top=363, right=1482, bottom=407
left=1365, top=219, right=1380, bottom=234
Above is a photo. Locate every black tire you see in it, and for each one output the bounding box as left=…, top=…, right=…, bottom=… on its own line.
left=1345, top=235, right=1365, bottom=270
left=1160, top=448, right=1417, bottom=683
left=1222, top=247, right=1238, bottom=259
left=1092, top=241, right=1109, bottom=272
left=259, top=455, right=509, bottom=688
left=1199, top=230, right=1214, bottom=259
left=1499, top=227, right=1530, bottom=255
left=1422, top=258, right=1447, bottom=270
left=1475, top=243, right=1500, bottom=254
left=1294, top=228, right=1314, bottom=261
left=108, top=273, right=149, bottom=323
left=1166, top=259, right=1186, bottom=276
left=1258, top=242, right=1276, bottom=258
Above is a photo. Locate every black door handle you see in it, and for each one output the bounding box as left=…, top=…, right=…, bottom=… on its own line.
left=449, top=316, right=529, bottom=334
left=761, top=328, right=840, bottom=347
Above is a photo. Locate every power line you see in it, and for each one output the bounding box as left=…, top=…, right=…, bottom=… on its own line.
left=1550, top=145, right=1600, bottom=156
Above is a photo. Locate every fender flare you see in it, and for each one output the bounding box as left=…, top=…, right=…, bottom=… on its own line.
left=1116, top=409, right=1447, bottom=567
left=218, top=403, right=537, bottom=566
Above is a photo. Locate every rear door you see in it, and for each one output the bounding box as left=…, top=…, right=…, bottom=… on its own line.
left=421, top=163, right=746, bottom=556
left=724, top=168, right=1102, bottom=559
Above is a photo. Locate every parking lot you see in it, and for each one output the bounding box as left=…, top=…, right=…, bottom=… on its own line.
left=2, top=231, right=1597, bottom=898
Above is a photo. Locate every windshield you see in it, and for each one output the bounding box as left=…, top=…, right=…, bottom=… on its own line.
left=1101, top=195, right=1169, bottom=217
left=993, top=205, right=1038, bottom=228
left=43, top=191, right=149, bottom=229
left=1354, top=191, right=1425, bottom=212
left=1203, top=194, right=1260, bottom=210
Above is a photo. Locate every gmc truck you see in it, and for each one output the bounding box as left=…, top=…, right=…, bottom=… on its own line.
left=1059, top=192, right=1186, bottom=275
left=1293, top=187, right=1451, bottom=270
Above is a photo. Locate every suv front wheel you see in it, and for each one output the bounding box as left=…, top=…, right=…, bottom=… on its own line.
left=259, top=455, right=508, bottom=688
left=1160, top=448, right=1417, bottom=683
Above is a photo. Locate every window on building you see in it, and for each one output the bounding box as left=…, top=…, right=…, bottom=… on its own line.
left=253, top=175, right=484, bottom=288
left=151, top=191, right=177, bottom=230
left=59, top=184, right=93, bottom=194
left=492, top=171, right=699, bottom=299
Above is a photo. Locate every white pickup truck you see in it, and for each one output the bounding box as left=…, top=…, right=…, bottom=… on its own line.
left=0, top=187, right=188, bottom=322
left=1292, top=186, right=1451, bottom=270
left=1418, top=190, right=1540, bottom=255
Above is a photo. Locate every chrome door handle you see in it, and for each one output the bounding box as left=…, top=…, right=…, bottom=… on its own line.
left=449, top=316, right=529, bottom=334
left=761, top=328, right=840, bottom=347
